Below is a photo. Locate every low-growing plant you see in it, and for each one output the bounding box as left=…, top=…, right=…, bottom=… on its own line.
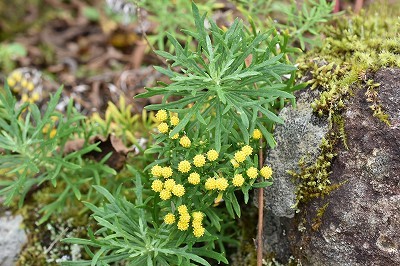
left=62, top=3, right=302, bottom=265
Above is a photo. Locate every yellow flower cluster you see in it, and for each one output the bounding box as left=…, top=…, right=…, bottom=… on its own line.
left=246, top=167, right=258, bottom=179
left=170, top=115, right=180, bottom=126
left=157, top=122, right=169, bottom=133
left=151, top=179, right=163, bottom=192
left=161, top=166, right=173, bottom=178
left=151, top=165, right=163, bottom=177
left=178, top=160, right=191, bottom=173
left=252, top=129, right=262, bottom=140
left=192, top=211, right=205, bottom=238
left=188, top=172, right=201, bottom=185
left=206, top=149, right=219, bottom=161
left=164, top=213, right=175, bottom=225
left=177, top=205, right=190, bottom=231
left=172, top=184, right=185, bottom=197
left=179, top=135, right=191, bottom=148
left=260, top=165, right=273, bottom=179
left=232, top=174, right=245, bottom=187
left=155, top=109, right=168, bottom=122
left=193, top=154, right=206, bottom=167
left=215, top=177, right=229, bottom=191
left=154, top=178, right=186, bottom=200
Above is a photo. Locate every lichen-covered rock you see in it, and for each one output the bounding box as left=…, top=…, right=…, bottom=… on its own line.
left=0, top=212, right=27, bottom=266
left=262, top=68, right=400, bottom=265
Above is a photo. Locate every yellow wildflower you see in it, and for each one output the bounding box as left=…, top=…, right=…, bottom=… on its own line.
left=170, top=132, right=179, bottom=139
left=260, top=166, right=273, bottom=179
left=188, top=172, right=200, bottom=185
left=151, top=180, right=163, bottom=192
left=232, top=174, right=245, bottom=187
left=151, top=165, right=163, bottom=177
left=192, top=212, right=203, bottom=222
left=193, top=154, right=206, bottom=167
left=159, top=189, right=172, bottom=200
left=246, top=167, right=258, bottom=179
left=172, top=184, right=185, bottom=197
left=178, top=160, right=191, bottom=173
left=179, top=135, right=191, bottom=148
left=157, top=122, right=169, bottom=134
left=179, top=213, right=191, bottom=223
left=177, top=220, right=189, bottom=231
left=26, top=81, right=35, bottom=91
left=177, top=205, right=188, bottom=215
left=164, top=179, right=176, bottom=191
left=204, top=178, right=217, bottom=190
left=164, top=213, right=175, bottom=225
left=49, top=128, right=57, bottom=139
left=161, top=166, right=173, bottom=179
left=206, top=149, right=219, bottom=161
left=215, top=177, right=229, bottom=191
left=252, top=129, right=262, bottom=140
left=193, top=226, right=205, bottom=237
left=234, top=150, right=247, bottom=163
left=7, top=77, right=16, bottom=87
left=170, top=116, right=180, bottom=126
left=241, top=145, right=253, bottom=156
left=230, top=159, right=239, bottom=168
left=155, top=109, right=168, bottom=122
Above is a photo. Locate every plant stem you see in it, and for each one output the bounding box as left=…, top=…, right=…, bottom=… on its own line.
left=257, top=138, right=264, bottom=266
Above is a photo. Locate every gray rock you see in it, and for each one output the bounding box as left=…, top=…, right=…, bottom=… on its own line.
left=0, top=212, right=27, bottom=266
left=262, top=68, right=400, bottom=265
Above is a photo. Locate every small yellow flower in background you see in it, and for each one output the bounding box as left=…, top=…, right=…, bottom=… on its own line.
left=246, top=167, right=258, bottom=179
left=21, top=93, right=29, bottom=103
left=151, top=179, right=164, bottom=192
left=12, top=71, right=22, bottom=82
left=161, top=166, right=173, bottom=179
left=170, top=115, right=180, bottom=126
left=151, top=165, right=163, bottom=177
left=21, top=78, right=28, bottom=88
left=241, top=145, right=253, bottom=156
left=26, top=81, right=35, bottom=91
left=170, top=132, right=179, bottom=139
left=159, top=189, right=172, bottom=200
left=6, top=77, right=16, bottom=87
left=49, top=128, right=57, bottom=138
left=252, top=129, right=262, bottom=140
left=234, top=150, right=247, bottom=163
left=178, top=160, right=191, bottom=173
left=164, top=179, right=176, bottom=191
left=192, top=211, right=203, bottom=222
left=31, top=92, right=40, bottom=102
left=192, top=220, right=202, bottom=230
left=206, top=149, right=219, bottom=161
left=157, top=122, right=169, bottom=133
left=179, top=213, right=191, bottom=223
left=230, top=159, right=239, bottom=168
left=193, top=154, right=206, bottom=167
left=193, top=226, right=205, bottom=237
left=179, top=135, right=191, bottom=148
left=172, top=184, right=185, bottom=197
left=177, top=220, right=190, bottom=231
left=164, top=213, right=175, bottom=225
left=155, top=109, right=168, bottom=122
left=177, top=205, right=188, bottom=215
left=260, top=166, right=273, bottom=179
left=215, top=177, right=229, bottom=191
left=188, top=172, right=201, bottom=185
left=232, top=174, right=245, bottom=187
left=205, top=177, right=217, bottom=190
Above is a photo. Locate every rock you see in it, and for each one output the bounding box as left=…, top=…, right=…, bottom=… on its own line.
left=0, top=212, right=27, bottom=266
left=262, top=68, right=400, bottom=265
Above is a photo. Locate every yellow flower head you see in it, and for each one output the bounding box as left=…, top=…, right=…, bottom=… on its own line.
left=206, top=149, right=219, bottom=161
left=179, top=135, right=191, bottom=148
left=179, top=213, right=191, bottom=223
left=164, top=179, right=176, bottom=191
left=170, top=132, right=179, bottom=139
left=178, top=160, right=191, bottom=173
left=232, top=174, right=245, bottom=187
left=204, top=177, right=217, bottom=190
left=260, top=166, right=273, bottom=179
left=161, top=166, right=173, bottom=179
left=215, top=177, right=229, bottom=191
left=192, top=211, right=204, bottom=222
left=234, top=150, right=247, bottom=163
left=151, top=165, right=163, bottom=177
left=49, top=128, right=57, bottom=139
left=155, top=109, right=168, bottom=122
left=21, top=78, right=28, bottom=88
left=241, top=145, right=253, bottom=156
left=170, top=116, right=180, bottom=126
left=177, top=205, right=188, bottom=215
left=193, top=154, right=206, bottom=167
left=172, top=184, right=185, bottom=197
left=26, top=81, right=35, bottom=91
left=177, top=220, right=189, bottom=231
left=159, top=189, right=172, bottom=200
left=193, top=226, right=205, bottom=238
left=246, top=167, right=258, bottom=179
left=157, top=122, right=169, bottom=134
left=188, top=172, right=200, bottom=185
left=252, top=129, right=262, bottom=140
left=164, top=213, right=175, bottom=225
left=151, top=179, right=163, bottom=192
left=7, top=77, right=16, bottom=87
left=230, top=159, right=239, bottom=168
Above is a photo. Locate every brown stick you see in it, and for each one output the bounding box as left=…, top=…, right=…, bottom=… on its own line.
left=257, top=138, right=264, bottom=266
